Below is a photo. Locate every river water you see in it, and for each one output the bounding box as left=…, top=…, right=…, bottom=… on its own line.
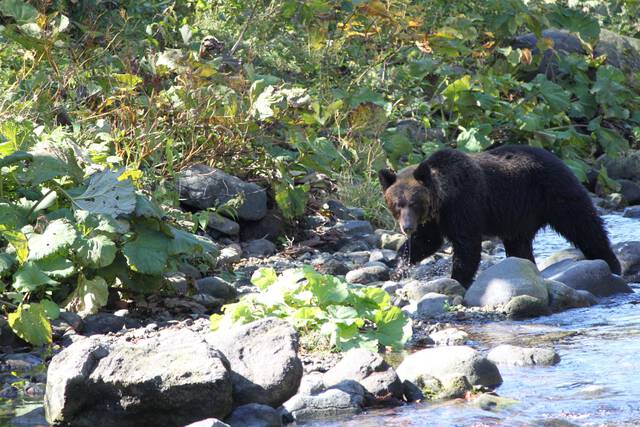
left=311, top=214, right=640, bottom=427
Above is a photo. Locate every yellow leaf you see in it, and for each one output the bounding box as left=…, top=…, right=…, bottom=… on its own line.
left=407, top=20, right=422, bottom=28
left=521, top=48, right=533, bottom=65
left=118, top=169, right=143, bottom=182
left=359, top=0, right=391, bottom=19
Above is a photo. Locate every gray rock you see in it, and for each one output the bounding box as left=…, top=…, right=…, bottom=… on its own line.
left=224, top=403, right=282, bottom=427
left=313, top=259, right=350, bottom=276
left=283, top=382, right=365, bottom=422
left=596, top=29, right=640, bottom=73
left=369, top=249, right=398, bottom=265
left=619, top=179, right=640, bottom=205
left=81, top=312, right=141, bottom=336
left=437, top=374, right=473, bottom=400
left=322, top=348, right=404, bottom=404
left=165, top=272, right=190, bottom=296
left=206, top=318, right=302, bottom=407
left=179, top=263, right=203, bottom=279
left=297, top=372, right=325, bottom=395
left=402, top=380, right=424, bottom=402
left=242, top=239, right=277, bottom=258
left=45, top=329, right=233, bottom=427
left=612, top=241, right=640, bottom=282
left=1, top=353, right=43, bottom=371
left=191, top=294, right=226, bottom=311
left=429, top=328, right=469, bottom=346
left=381, top=281, right=402, bottom=295
left=464, top=258, right=548, bottom=307
left=178, top=164, right=267, bottom=221
left=184, top=419, right=230, bottom=427
left=10, top=406, right=47, bottom=426
left=537, top=249, right=585, bottom=272
left=410, top=257, right=453, bottom=282
left=218, top=244, right=243, bottom=266
left=333, top=220, right=374, bottom=237
left=196, top=277, right=238, bottom=301
left=623, top=206, right=640, bottom=218
left=404, top=278, right=466, bottom=301
left=324, top=200, right=364, bottom=221
left=412, top=293, right=450, bottom=318
left=487, top=344, right=560, bottom=367
left=376, top=230, right=407, bottom=251
left=239, top=210, right=285, bottom=242
left=504, top=295, right=549, bottom=319
left=546, top=279, right=596, bottom=312
left=208, top=213, right=240, bottom=236
left=542, top=259, right=632, bottom=297
left=595, top=151, right=640, bottom=183
left=345, top=265, right=389, bottom=284
left=396, top=346, right=502, bottom=388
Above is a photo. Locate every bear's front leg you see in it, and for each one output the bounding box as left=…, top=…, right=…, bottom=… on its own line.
left=399, top=221, right=443, bottom=264
left=450, top=236, right=482, bottom=288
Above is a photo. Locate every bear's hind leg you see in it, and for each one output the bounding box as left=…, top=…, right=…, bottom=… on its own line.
left=547, top=205, right=621, bottom=274
left=503, top=236, right=535, bottom=263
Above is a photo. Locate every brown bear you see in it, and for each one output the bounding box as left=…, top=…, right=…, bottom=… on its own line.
left=379, top=145, right=621, bottom=288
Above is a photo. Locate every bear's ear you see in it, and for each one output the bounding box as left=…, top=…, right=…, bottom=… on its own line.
left=378, top=169, right=397, bottom=191
left=413, top=161, right=432, bottom=186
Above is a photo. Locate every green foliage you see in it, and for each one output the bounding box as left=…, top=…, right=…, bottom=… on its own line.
left=211, top=266, right=412, bottom=352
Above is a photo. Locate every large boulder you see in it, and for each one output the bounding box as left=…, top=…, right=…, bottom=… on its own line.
left=618, top=179, right=640, bottom=205
left=345, top=265, right=389, bottom=284
left=612, top=241, right=640, bottom=283
left=597, top=29, right=640, bottom=73
left=464, top=258, right=548, bottom=307
left=545, top=279, right=596, bottom=312
left=224, top=403, right=282, bottom=427
left=542, top=259, right=632, bottom=297
left=322, top=348, right=403, bottom=404
left=206, top=318, right=302, bottom=408
left=403, top=293, right=451, bottom=319
left=282, top=381, right=365, bottom=422
left=178, top=164, right=267, bottom=221
left=487, top=345, right=560, bottom=367
left=595, top=151, right=640, bottom=183
left=396, top=346, right=502, bottom=389
left=45, top=329, right=233, bottom=427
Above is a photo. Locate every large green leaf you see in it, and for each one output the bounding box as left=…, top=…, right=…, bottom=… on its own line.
left=532, top=75, right=570, bottom=113
left=122, top=227, right=169, bottom=275
left=64, top=274, right=109, bottom=315
left=8, top=303, right=52, bottom=346
left=251, top=267, right=278, bottom=290
left=373, top=306, right=412, bottom=349
left=13, top=262, right=58, bottom=292
left=28, top=219, right=77, bottom=260
left=167, top=227, right=218, bottom=256
left=35, top=255, right=75, bottom=279
left=74, top=234, right=117, bottom=268
left=0, top=0, right=38, bottom=24
left=547, top=7, right=600, bottom=44
left=0, top=226, right=29, bottom=263
left=72, top=169, right=136, bottom=216
left=0, top=253, right=16, bottom=278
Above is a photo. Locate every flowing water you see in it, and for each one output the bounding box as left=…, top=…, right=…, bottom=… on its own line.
left=310, top=214, right=640, bottom=427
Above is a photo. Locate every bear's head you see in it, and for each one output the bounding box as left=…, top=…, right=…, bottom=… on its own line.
left=379, top=161, right=438, bottom=236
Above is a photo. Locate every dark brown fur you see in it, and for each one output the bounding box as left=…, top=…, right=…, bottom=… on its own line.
left=379, top=145, right=621, bottom=287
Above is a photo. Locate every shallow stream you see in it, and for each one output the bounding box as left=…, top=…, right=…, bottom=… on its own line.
left=312, top=214, right=640, bottom=426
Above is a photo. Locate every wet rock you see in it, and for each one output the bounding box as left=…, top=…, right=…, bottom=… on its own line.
left=369, top=249, right=398, bottom=265
left=542, top=259, right=632, bottom=297
left=196, top=277, right=238, bottom=301
left=504, top=295, right=549, bottom=319
left=537, top=249, right=585, bottom=272
left=345, top=265, right=389, bottom=284
left=0, top=384, right=18, bottom=398
left=546, top=279, right=596, bottom=312
left=376, top=230, right=406, bottom=251
left=487, top=344, right=560, bottom=367
left=218, top=244, right=243, bottom=265
left=402, top=380, right=424, bottom=402
left=429, top=328, right=469, bottom=346
left=208, top=213, right=240, bottom=236
left=618, top=179, right=640, bottom=205
left=623, top=206, right=640, bottom=218
left=403, top=278, right=466, bottom=301
left=45, top=329, right=233, bottom=427
left=474, top=393, right=519, bottom=411
left=240, top=209, right=286, bottom=242
left=322, top=348, right=404, bottom=404
left=438, top=374, right=473, bottom=400
left=396, top=346, right=502, bottom=388
left=178, top=164, right=267, bottom=221
left=242, top=239, right=277, bottom=258
left=206, top=318, right=302, bottom=407
left=82, top=312, right=141, bottom=336
left=224, top=403, right=282, bottom=427
left=283, top=381, right=365, bottom=422
left=184, top=419, right=230, bottom=427
left=333, top=220, right=374, bottom=237
left=464, top=258, right=548, bottom=307
left=404, top=293, right=450, bottom=319
left=612, top=241, right=640, bottom=282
